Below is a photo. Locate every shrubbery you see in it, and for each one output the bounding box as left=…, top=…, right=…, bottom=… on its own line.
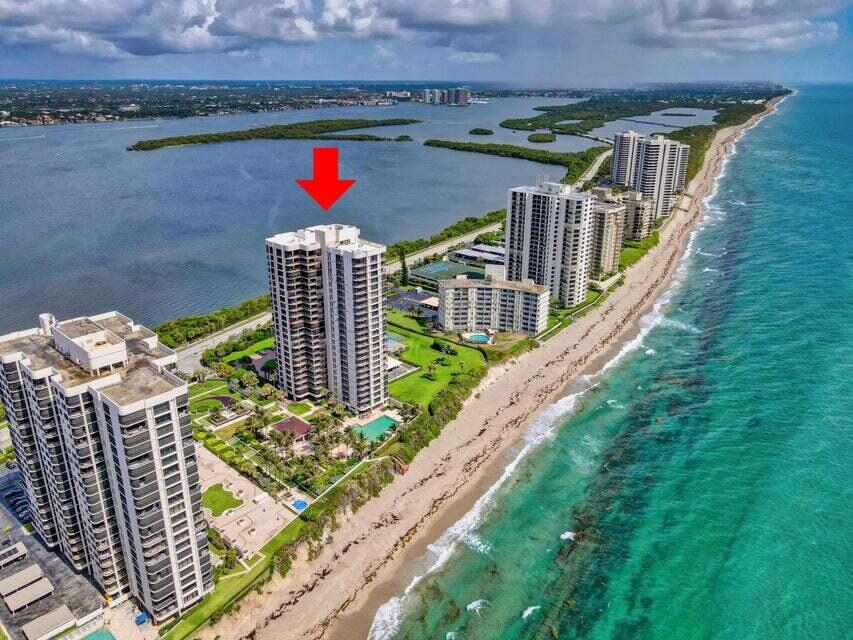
left=155, top=295, right=270, bottom=348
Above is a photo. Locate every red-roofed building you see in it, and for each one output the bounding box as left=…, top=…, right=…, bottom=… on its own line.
left=271, top=416, right=311, bottom=441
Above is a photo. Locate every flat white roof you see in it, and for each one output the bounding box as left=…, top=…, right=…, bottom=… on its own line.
left=0, top=564, right=42, bottom=597
left=4, top=576, right=53, bottom=612
left=0, top=542, right=27, bottom=568
left=21, top=604, right=75, bottom=640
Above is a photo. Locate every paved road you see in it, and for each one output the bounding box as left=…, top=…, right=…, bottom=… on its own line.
left=383, top=222, right=503, bottom=275
left=175, top=311, right=272, bottom=373
left=573, top=148, right=613, bottom=189
left=175, top=148, right=610, bottom=372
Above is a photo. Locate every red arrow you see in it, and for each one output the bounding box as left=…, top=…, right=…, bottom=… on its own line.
left=296, top=147, right=356, bottom=211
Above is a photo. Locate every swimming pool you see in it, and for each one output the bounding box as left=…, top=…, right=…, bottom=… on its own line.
left=466, top=333, right=491, bottom=344
left=293, top=499, right=308, bottom=510
left=355, top=415, right=398, bottom=442
left=84, top=629, right=117, bottom=640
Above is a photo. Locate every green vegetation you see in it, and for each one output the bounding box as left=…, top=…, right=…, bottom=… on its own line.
left=387, top=325, right=486, bottom=409
left=475, top=229, right=503, bottom=245
left=162, top=460, right=395, bottom=640
left=527, top=132, right=556, bottom=143
left=202, top=484, right=242, bottom=517
left=128, top=118, right=421, bottom=151
left=667, top=102, right=766, bottom=180
left=0, top=447, right=15, bottom=466
left=155, top=294, right=270, bottom=348
left=222, top=337, right=274, bottom=364
left=501, top=98, right=680, bottom=135
left=287, top=402, right=311, bottom=416
left=386, top=208, right=506, bottom=259
left=580, top=154, right=613, bottom=192
left=394, top=134, right=413, bottom=142
left=423, top=140, right=607, bottom=184
left=620, top=232, right=660, bottom=270
left=469, top=128, right=494, bottom=135
left=188, top=379, right=228, bottom=398
left=498, top=95, right=781, bottom=183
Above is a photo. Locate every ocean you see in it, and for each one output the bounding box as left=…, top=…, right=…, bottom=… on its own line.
left=369, top=85, right=853, bottom=639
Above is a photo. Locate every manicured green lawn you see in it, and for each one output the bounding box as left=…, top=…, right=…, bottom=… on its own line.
left=214, top=418, right=249, bottom=441
left=202, top=483, right=242, bottom=517
left=190, top=398, right=224, bottom=415
left=287, top=402, right=311, bottom=416
left=388, top=326, right=485, bottom=409
left=620, top=232, right=660, bottom=270
left=188, top=378, right=227, bottom=398
left=223, top=338, right=275, bottom=363
left=386, top=308, right=430, bottom=333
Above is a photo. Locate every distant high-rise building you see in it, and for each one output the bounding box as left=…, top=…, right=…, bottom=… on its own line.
left=506, top=180, right=595, bottom=307
left=611, top=131, right=643, bottom=186
left=0, top=312, right=212, bottom=622
left=266, top=225, right=387, bottom=415
left=591, top=202, right=625, bottom=278
left=622, top=191, right=655, bottom=241
left=611, top=132, right=690, bottom=218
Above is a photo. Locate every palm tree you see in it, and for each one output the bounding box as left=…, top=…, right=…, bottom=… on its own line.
left=249, top=404, right=273, bottom=440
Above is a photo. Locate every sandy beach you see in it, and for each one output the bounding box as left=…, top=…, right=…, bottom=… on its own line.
left=199, top=95, right=784, bottom=640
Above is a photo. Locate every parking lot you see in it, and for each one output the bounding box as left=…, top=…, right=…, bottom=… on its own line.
left=0, top=478, right=104, bottom=640
left=386, top=288, right=439, bottom=321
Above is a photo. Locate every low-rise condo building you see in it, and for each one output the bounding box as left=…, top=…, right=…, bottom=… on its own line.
left=506, top=180, right=595, bottom=307
left=591, top=202, right=625, bottom=278
left=611, top=131, right=690, bottom=218
left=266, top=225, right=387, bottom=415
left=438, top=274, right=549, bottom=336
left=0, top=312, right=212, bottom=622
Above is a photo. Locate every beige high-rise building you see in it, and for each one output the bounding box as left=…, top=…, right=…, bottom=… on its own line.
left=505, top=180, right=595, bottom=307
left=611, top=132, right=690, bottom=218
left=622, top=191, right=656, bottom=241
left=591, top=202, right=625, bottom=278
left=0, top=312, right=212, bottom=622
left=266, top=225, right=387, bottom=415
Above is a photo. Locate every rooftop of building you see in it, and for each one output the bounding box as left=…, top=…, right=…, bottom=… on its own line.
left=266, top=224, right=385, bottom=256
left=593, top=201, right=626, bottom=213
left=0, top=312, right=182, bottom=405
left=439, top=275, right=548, bottom=295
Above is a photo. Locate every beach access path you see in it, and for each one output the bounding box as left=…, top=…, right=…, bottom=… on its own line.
left=194, top=97, right=784, bottom=640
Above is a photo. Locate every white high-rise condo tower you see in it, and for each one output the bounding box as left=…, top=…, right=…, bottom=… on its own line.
left=266, top=225, right=387, bottom=415
left=610, top=131, right=690, bottom=218
left=0, top=312, right=212, bottom=622
left=505, top=180, right=595, bottom=307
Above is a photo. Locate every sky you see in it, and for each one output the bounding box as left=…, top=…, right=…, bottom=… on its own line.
left=0, top=0, right=851, bottom=84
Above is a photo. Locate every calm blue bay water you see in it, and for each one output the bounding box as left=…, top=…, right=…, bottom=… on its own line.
left=0, top=97, right=716, bottom=333
left=0, top=97, right=582, bottom=332
left=370, top=85, right=853, bottom=640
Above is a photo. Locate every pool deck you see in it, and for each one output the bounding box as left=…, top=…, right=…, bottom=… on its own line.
left=347, top=410, right=403, bottom=442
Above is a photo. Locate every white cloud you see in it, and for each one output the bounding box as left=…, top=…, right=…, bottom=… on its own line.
left=0, top=0, right=845, bottom=61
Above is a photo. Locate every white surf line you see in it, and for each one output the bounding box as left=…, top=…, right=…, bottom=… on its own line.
left=367, top=97, right=775, bottom=640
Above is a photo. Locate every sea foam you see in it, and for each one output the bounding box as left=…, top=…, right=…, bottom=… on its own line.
left=367, top=122, right=749, bottom=638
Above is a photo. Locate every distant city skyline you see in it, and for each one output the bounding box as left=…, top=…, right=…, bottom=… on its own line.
left=1, top=1, right=851, bottom=83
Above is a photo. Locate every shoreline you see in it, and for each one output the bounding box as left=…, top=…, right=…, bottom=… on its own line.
left=197, top=95, right=784, bottom=640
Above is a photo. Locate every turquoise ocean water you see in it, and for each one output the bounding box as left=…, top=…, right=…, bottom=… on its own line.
left=369, top=85, right=853, bottom=640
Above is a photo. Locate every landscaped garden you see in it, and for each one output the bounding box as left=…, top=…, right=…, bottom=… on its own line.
left=387, top=325, right=485, bottom=409
left=202, top=483, right=243, bottom=517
